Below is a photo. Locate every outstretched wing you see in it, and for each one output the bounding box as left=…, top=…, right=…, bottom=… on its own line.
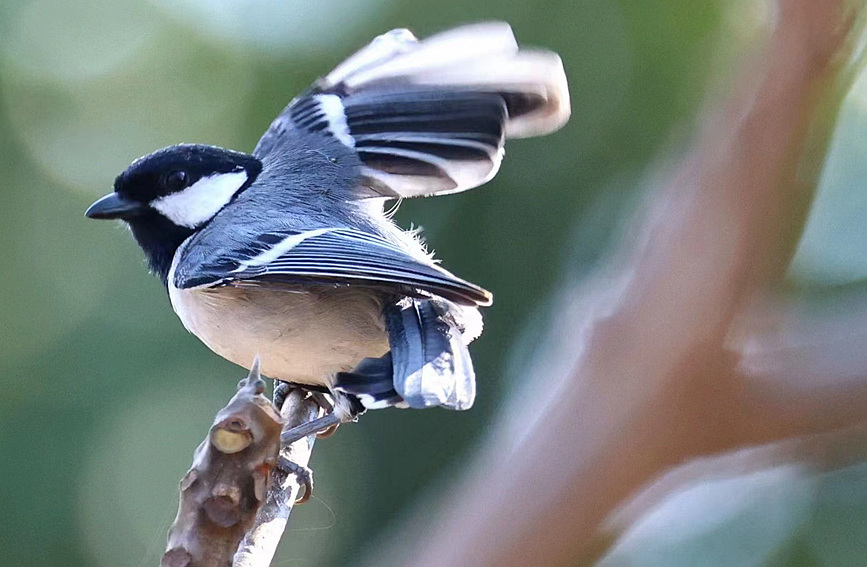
left=173, top=227, right=492, bottom=307
left=253, top=22, right=569, bottom=199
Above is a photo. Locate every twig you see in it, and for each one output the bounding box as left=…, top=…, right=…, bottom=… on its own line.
left=233, top=386, right=321, bottom=566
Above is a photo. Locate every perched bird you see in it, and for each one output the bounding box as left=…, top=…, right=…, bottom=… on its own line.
left=86, top=22, right=570, bottom=418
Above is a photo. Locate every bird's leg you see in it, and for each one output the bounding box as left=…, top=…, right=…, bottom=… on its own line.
left=272, top=382, right=363, bottom=502
left=273, top=382, right=341, bottom=438
left=271, top=380, right=322, bottom=504
left=280, top=391, right=364, bottom=446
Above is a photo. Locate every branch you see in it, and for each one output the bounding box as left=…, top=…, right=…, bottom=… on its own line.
left=233, top=387, right=320, bottom=566
left=606, top=423, right=867, bottom=534
left=162, top=359, right=283, bottom=567
left=161, top=359, right=321, bottom=567
left=369, top=1, right=867, bottom=565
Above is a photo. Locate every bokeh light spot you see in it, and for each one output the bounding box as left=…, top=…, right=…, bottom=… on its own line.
left=3, top=0, right=159, bottom=81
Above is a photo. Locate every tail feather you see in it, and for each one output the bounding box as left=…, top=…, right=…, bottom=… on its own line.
left=387, top=300, right=476, bottom=410
left=333, top=300, right=478, bottom=411
left=333, top=354, right=407, bottom=410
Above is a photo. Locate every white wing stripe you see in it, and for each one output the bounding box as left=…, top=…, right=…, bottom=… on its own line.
left=354, top=134, right=500, bottom=156
left=313, top=94, right=355, bottom=148
left=232, top=228, right=334, bottom=272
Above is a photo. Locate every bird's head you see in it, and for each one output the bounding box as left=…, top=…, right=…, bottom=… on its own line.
left=86, top=144, right=262, bottom=282
left=87, top=144, right=262, bottom=228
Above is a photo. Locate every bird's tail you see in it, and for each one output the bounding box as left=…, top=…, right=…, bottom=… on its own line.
left=305, top=22, right=570, bottom=198
left=333, top=300, right=476, bottom=410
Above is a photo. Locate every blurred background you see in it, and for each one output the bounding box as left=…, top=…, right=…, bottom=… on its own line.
left=2, top=0, right=867, bottom=565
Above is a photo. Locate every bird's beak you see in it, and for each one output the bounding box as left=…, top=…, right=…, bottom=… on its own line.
left=85, top=192, right=146, bottom=220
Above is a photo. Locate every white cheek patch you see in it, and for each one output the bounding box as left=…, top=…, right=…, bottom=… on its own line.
left=151, top=170, right=248, bottom=228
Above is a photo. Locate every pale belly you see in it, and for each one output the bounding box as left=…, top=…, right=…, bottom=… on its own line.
left=168, top=283, right=390, bottom=386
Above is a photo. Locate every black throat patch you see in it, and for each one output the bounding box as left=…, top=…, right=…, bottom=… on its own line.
left=128, top=210, right=195, bottom=286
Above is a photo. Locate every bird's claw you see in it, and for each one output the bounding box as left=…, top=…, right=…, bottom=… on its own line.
left=278, top=455, right=314, bottom=504
left=274, top=383, right=363, bottom=442
left=309, top=392, right=340, bottom=437
left=272, top=380, right=292, bottom=411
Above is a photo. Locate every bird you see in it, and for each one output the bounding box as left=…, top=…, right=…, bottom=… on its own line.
left=86, top=22, right=570, bottom=422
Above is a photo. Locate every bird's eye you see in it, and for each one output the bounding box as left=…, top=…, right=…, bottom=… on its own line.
left=164, top=170, right=189, bottom=192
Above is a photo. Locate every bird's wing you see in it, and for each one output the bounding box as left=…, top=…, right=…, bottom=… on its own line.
left=253, top=22, right=569, bottom=199
left=173, top=227, right=492, bottom=307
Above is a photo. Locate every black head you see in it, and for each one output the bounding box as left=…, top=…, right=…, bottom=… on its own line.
left=86, top=144, right=262, bottom=283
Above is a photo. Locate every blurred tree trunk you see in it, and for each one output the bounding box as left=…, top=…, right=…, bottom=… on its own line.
left=370, top=1, right=867, bottom=565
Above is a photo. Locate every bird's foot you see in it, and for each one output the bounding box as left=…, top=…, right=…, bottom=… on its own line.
left=279, top=391, right=364, bottom=446
left=271, top=382, right=327, bottom=504
left=278, top=455, right=314, bottom=504
left=273, top=382, right=351, bottom=438
left=272, top=379, right=293, bottom=412
left=272, top=386, right=365, bottom=502
left=309, top=392, right=341, bottom=438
